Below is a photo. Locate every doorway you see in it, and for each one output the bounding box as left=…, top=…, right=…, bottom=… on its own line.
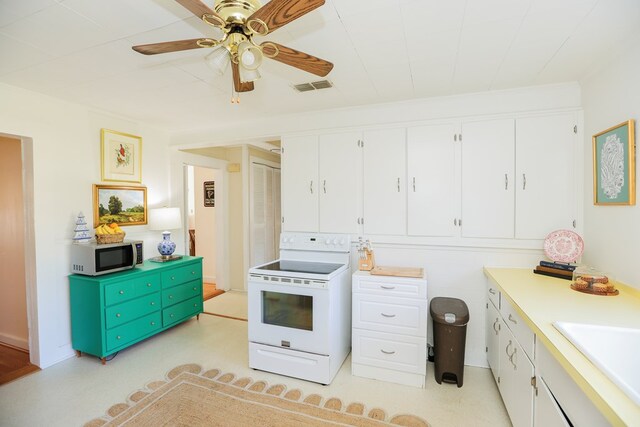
left=0, top=134, right=39, bottom=382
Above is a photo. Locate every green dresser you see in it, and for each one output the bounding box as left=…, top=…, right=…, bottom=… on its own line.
left=69, top=256, right=203, bottom=364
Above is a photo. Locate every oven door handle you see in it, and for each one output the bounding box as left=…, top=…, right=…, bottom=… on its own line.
left=380, top=312, right=396, bottom=318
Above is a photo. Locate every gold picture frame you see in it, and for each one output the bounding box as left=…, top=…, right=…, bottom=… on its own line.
left=101, top=129, right=142, bottom=183
left=93, top=184, right=147, bottom=227
left=592, top=120, right=636, bottom=205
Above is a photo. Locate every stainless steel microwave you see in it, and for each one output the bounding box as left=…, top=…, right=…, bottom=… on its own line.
left=70, top=241, right=143, bottom=276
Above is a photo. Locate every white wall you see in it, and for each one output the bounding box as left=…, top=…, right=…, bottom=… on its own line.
left=0, top=82, right=172, bottom=368
left=581, top=36, right=640, bottom=289
left=194, top=166, right=219, bottom=283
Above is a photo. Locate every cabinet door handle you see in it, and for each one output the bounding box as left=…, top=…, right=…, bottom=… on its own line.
left=381, top=313, right=396, bottom=318
left=454, top=218, right=457, bottom=226
left=522, top=173, right=527, bottom=190
left=505, top=340, right=512, bottom=358
left=310, top=180, right=313, bottom=194
left=397, top=177, right=400, bottom=192
left=508, top=314, right=518, bottom=325
left=505, top=174, right=508, bottom=190
left=492, top=318, right=500, bottom=335
left=489, top=288, right=496, bottom=295
left=380, top=349, right=396, bottom=355
left=412, top=177, right=416, bottom=192
left=380, top=285, right=395, bottom=290
left=323, top=180, right=326, bottom=194
left=510, top=347, right=518, bottom=368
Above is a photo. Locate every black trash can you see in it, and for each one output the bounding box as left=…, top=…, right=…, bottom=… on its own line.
left=430, top=297, right=470, bottom=387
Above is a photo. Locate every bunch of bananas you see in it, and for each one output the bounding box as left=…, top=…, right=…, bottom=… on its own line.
left=95, top=223, right=123, bottom=235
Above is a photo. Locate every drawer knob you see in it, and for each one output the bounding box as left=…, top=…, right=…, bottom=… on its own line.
left=191, top=271, right=195, bottom=275
left=193, top=287, right=197, bottom=291
left=119, top=290, right=125, bottom=295
left=380, top=285, right=395, bottom=290
left=116, top=313, right=121, bottom=318
left=151, top=321, right=155, bottom=326
left=151, top=302, right=155, bottom=306
left=169, top=295, right=173, bottom=299
left=171, top=276, right=175, bottom=280
left=193, top=303, right=197, bottom=307
left=381, top=313, right=396, bottom=318
left=380, top=349, right=395, bottom=355
left=147, top=283, right=152, bottom=287
left=170, top=314, right=175, bottom=318
left=117, top=335, right=121, bottom=340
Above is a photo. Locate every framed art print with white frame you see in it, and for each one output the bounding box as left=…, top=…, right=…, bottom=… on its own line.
left=101, top=128, right=142, bottom=183
left=592, top=120, right=635, bottom=205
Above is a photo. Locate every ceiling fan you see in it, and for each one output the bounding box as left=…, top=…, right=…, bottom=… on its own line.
left=132, top=0, right=333, bottom=93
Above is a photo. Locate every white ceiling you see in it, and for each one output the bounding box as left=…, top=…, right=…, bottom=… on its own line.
left=1, top=0, right=639, bottom=135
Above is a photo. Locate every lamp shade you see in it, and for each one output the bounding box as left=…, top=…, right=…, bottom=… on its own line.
left=148, top=207, right=182, bottom=231
left=205, top=46, right=231, bottom=76
left=239, top=67, right=261, bottom=83
left=238, top=41, right=263, bottom=71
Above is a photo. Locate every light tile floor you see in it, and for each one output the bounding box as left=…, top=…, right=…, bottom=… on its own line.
left=0, top=294, right=510, bottom=427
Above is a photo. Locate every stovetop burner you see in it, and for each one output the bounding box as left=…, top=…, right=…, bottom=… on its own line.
left=257, top=260, right=344, bottom=275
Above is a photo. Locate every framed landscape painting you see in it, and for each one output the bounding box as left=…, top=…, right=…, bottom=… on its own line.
left=593, top=120, right=636, bottom=205
left=93, top=184, right=147, bottom=227
left=101, top=129, right=142, bottom=183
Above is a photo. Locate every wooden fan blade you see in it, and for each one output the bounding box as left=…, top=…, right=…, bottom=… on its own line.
left=262, top=42, right=333, bottom=77
left=132, top=39, right=208, bottom=55
left=248, top=0, right=325, bottom=35
left=231, top=62, right=255, bottom=92
left=175, top=0, right=221, bottom=20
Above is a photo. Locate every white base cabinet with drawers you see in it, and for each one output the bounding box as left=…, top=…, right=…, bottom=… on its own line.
left=352, top=271, right=427, bottom=387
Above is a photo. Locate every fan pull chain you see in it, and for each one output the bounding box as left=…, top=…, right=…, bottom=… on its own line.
left=230, top=80, right=240, bottom=104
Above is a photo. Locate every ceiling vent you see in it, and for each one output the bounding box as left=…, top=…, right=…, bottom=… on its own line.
left=293, top=80, right=333, bottom=92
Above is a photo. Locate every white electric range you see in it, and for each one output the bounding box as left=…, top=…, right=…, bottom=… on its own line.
left=247, top=232, right=352, bottom=385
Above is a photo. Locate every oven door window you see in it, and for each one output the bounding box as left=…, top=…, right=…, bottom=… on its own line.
left=262, top=291, right=312, bottom=331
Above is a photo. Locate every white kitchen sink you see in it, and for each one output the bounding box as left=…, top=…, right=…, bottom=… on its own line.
left=553, top=321, right=640, bottom=405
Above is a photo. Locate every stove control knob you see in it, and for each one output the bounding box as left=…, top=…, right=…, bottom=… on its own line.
left=332, top=238, right=338, bottom=245
left=339, top=239, right=345, bottom=245
left=325, top=238, right=331, bottom=245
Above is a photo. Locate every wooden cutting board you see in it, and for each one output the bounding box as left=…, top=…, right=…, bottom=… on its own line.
left=370, top=266, right=424, bottom=278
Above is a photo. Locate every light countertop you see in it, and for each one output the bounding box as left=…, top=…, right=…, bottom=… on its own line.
left=483, top=268, right=640, bottom=427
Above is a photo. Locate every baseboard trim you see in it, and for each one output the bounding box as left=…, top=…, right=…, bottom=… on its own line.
left=0, top=333, right=28, bottom=351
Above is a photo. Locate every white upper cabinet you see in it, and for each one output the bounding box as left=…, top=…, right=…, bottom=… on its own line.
left=461, top=119, right=515, bottom=239
left=407, top=124, right=458, bottom=237
left=515, top=113, right=576, bottom=239
left=281, top=135, right=319, bottom=232
left=363, top=128, right=406, bottom=235
left=319, top=131, right=362, bottom=234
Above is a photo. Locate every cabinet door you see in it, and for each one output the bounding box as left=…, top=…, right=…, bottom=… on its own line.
left=515, top=114, right=576, bottom=239
left=486, top=300, right=500, bottom=383
left=461, top=119, right=515, bottom=238
left=500, top=325, right=535, bottom=427
left=319, top=131, right=362, bottom=233
left=407, top=124, right=457, bottom=236
left=281, top=135, right=318, bottom=232
left=534, top=377, right=571, bottom=427
left=363, top=128, right=406, bottom=235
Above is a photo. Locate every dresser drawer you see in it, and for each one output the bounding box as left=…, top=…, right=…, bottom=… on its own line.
left=161, top=263, right=202, bottom=289
left=500, top=297, right=535, bottom=361
left=104, top=273, right=161, bottom=306
left=352, top=329, right=426, bottom=375
left=163, top=280, right=201, bottom=306
left=353, top=294, right=427, bottom=336
left=353, top=277, right=427, bottom=299
left=163, top=295, right=202, bottom=327
left=105, top=293, right=160, bottom=329
left=106, top=311, right=161, bottom=351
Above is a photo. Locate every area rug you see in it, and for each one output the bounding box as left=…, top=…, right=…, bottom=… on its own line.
left=85, top=364, right=429, bottom=427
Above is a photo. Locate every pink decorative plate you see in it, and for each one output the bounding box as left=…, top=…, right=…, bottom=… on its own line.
left=543, top=230, right=584, bottom=263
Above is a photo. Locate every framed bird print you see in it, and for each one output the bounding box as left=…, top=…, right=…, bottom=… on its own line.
left=593, top=120, right=635, bottom=205
left=100, top=128, right=142, bottom=183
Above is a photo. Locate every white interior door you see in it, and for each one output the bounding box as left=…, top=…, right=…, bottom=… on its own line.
left=363, top=128, right=406, bottom=235
left=319, top=131, right=362, bottom=233
left=250, top=162, right=281, bottom=267
left=461, top=119, right=515, bottom=238
left=515, top=113, right=576, bottom=239
left=407, top=123, right=457, bottom=237
left=281, top=135, right=318, bottom=232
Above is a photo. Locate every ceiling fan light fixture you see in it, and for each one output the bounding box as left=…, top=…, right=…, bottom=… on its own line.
left=238, top=41, right=263, bottom=71
left=205, top=45, right=231, bottom=76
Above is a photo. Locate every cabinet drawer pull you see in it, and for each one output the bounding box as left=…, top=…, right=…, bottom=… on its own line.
left=505, top=174, right=508, bottom=190
left=194, top=303, right=197, bottom=307
left=151, top=302, right=155, bottom=306
left=380, top=285, right=395, bottom=290
left=170, top=314, right=175, bottom=318
left=310, top=180, right=313, bottom=194
left=505, top=340, right=512, bottom=358
left=147, top=283, right=152, bottom=287
left=169, top=295, right=173, bottom=299
left=381, top=313, right=396, bottom=318
left=412, top=177, right=416, bottom=192
left=117, top=335, right=121, bottom=340
left=380, top=349, right=396, bottom=355
left=150, top=321, right=155, bottom=326
left=323, top=179, right=326, bottom=194
left=119, top=290, right=125, bottom=295
left=116, top=313, right=121, bottom=318
left=193, top=287, right=197, bottom=291
left=171, top=276, right=175, bottom=280
left=489, top=288, right=496, bottom=295
left=508, top=314, right=518, bottom=324
left=397, top=177, right=400, bottom=192
left=191, top=271, right=195, bottom=275
left=522, top=173, right=527, bottom=190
